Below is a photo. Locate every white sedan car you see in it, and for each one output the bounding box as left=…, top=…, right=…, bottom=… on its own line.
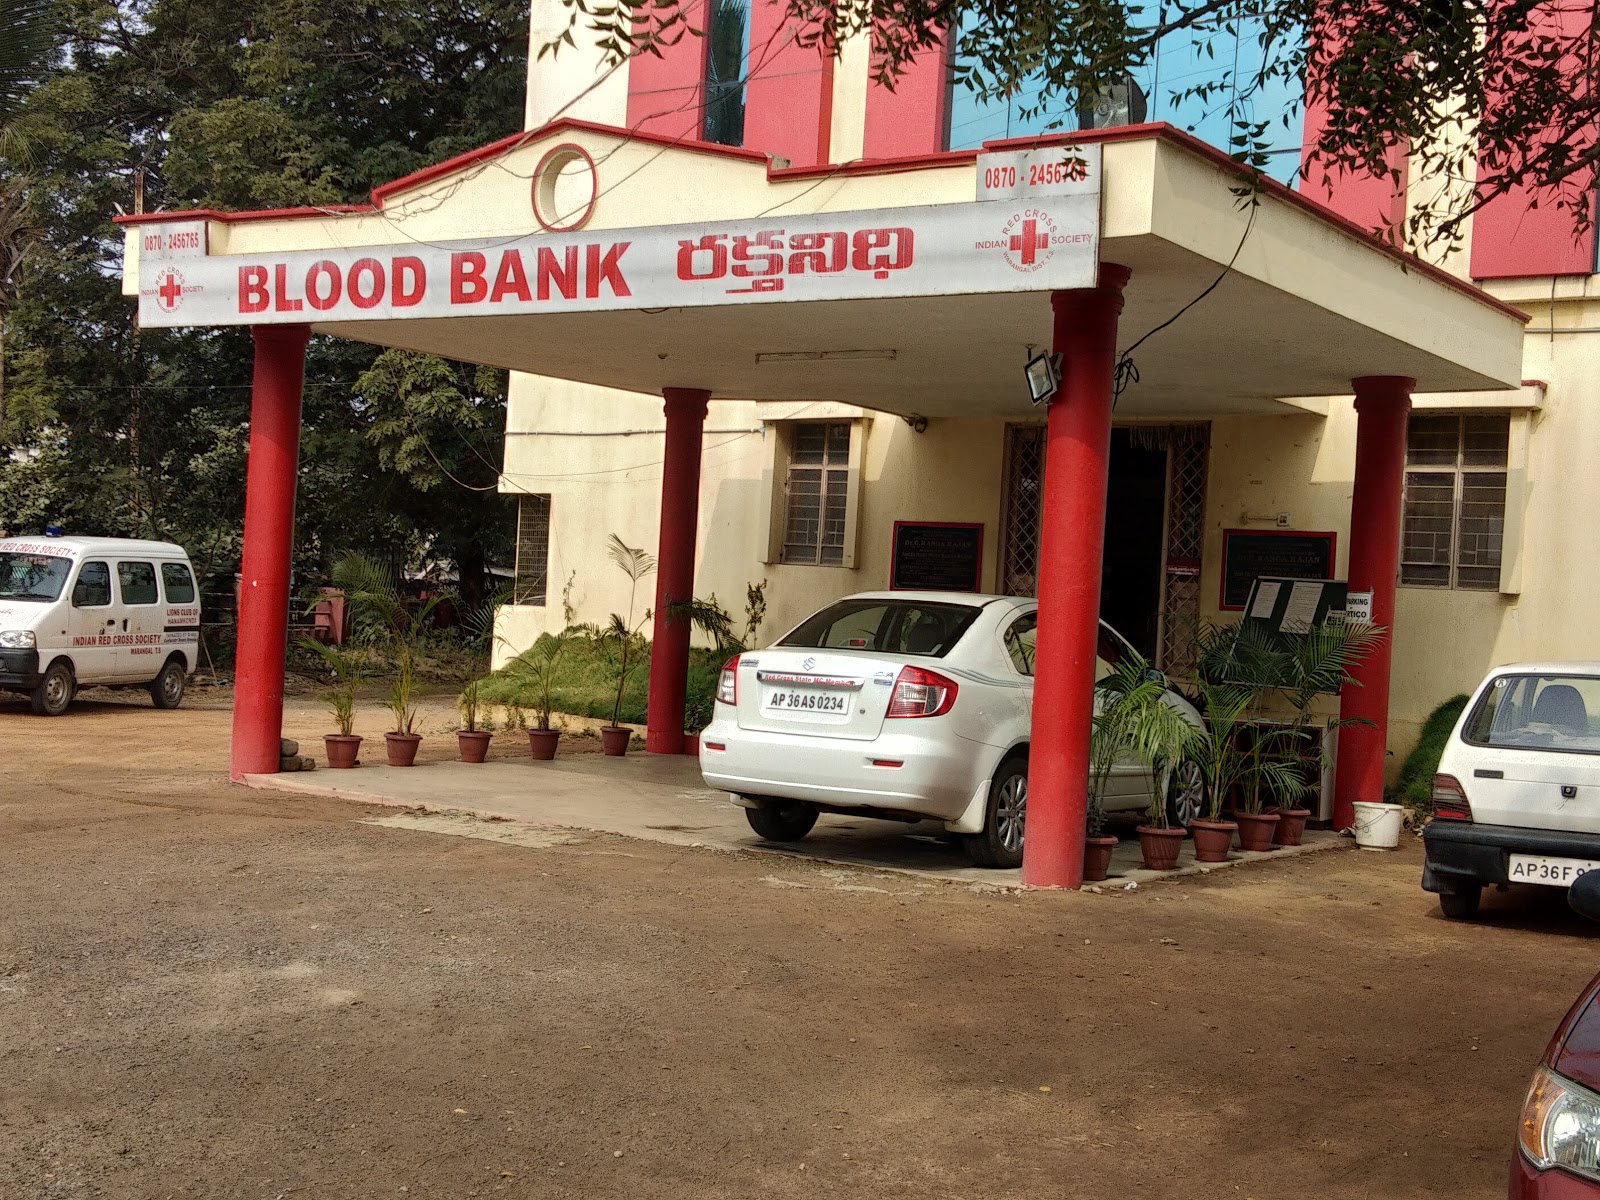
left=699, top=591, right=1205, bottom=867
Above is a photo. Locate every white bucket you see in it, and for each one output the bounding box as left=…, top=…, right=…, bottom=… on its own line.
left=1352, top=800, right=1404, bottom=850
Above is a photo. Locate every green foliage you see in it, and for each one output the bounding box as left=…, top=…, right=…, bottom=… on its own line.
left=499, top=629, right=572, bottom=730
left=1191, top=617, right=1382, bottom=814
left=1091, top=652, right=1202, bottom=833
left=0, top=0, right=524, bottom=598
left=301, top=637, right=363, bottom=736
left=585, top=534, right=656, bottom=729
left=478, top=634, right=722, bottom=728
left=332, top=553, right=450, bottom=734
left=1392, top=694, right=1471, bottom=824
left=459, top=679, right=481, bottom=733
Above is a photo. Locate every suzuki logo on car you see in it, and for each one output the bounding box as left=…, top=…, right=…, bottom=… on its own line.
left=801, top=656, right=816, bottom=670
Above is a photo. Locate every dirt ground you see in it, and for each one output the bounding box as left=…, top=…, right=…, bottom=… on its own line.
left=2, top=688, right=1597, bottom=1199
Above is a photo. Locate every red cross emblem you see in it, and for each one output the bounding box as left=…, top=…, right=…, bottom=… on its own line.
left=156, top=270, right=185, bottom=312
left=1008, top=219, right=1049, bottom=266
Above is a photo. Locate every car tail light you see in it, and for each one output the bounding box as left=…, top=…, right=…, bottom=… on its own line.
left=716, top=655, right=739, bottom=705
left=886, top=666, right=958, bottom=718
left=1431, top=773, right=1473, bottom=821
left=1519, top=1065, right=1600, bottom=1183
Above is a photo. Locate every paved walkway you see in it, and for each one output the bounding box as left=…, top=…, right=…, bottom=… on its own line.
left=246, top=751, right=1347, bottom=887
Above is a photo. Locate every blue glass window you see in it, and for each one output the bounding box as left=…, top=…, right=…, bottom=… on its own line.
left=945, top=18, right=1304, bottom=185
left=702, top=0, right=751, bottom=146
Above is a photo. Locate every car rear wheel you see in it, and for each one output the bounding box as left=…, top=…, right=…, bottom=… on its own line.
left=1165, top=760, right=1206, bottom=828
left=1439, top=886, right=1482, bottom=920
left=30, top=659, right=75, bottom=717
left=743, top=799, right=819, bottom=842
left=965, top=757, right=1027, bottom=869
left=149, top=658, right=186, bottom=709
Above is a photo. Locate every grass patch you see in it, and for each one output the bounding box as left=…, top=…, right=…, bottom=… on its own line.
left=476, top=634, right=722, bottom=728
left=1390, top=693, right=1471, bottom=824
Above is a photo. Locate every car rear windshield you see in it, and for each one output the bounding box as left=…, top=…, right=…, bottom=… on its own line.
left=0, top=551, right=72, bottom=602
left=778, top=599, right=982, bottom=658
left=1464, top=674, right=1600, bottom=755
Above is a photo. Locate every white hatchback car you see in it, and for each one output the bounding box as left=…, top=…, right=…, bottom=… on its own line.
left=1424, top=663, right=1600, bottom=918
left=698, top=591, right=1205, bottom=867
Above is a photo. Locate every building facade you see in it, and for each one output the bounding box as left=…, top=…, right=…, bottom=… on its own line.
left=495, top=0, right=1576, bottom=766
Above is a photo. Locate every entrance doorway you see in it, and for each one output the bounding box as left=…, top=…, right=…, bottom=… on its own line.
left=1101, top=430, right=1167, bottom=658
left=998, top=423, right=1209, bottom=675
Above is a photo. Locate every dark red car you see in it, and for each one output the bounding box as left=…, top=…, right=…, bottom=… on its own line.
left=1511, top=873, right=1600, bottom=1196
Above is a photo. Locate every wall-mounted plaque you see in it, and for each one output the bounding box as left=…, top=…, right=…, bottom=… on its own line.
left=890, top=522, right=984, bottom=593
left=1220, top=529, right=1337, bottom=610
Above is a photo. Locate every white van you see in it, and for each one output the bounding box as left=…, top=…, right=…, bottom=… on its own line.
left=0, top=536, right=200, bottom=716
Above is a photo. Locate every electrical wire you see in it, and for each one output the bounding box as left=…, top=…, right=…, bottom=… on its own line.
left=1112, top=195, right=1258, bottom=403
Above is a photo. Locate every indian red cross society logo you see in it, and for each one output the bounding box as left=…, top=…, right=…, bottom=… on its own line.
left=1000, top=210, right=1059, bottom=274
left=152, top=268, right=200, bottom=313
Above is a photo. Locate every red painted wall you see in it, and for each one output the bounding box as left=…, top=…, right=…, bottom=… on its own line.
left=1470, top=183, right=1597, bottom=279
left=1300, top=96, right=1408, bottom=234
left=742, top=2, right=834, bottom=166
left=625, top=2, right=710, bottom=141
left=862, top=35, right=952, bottom=159
left=1469, top=0, right=1597, bottom=279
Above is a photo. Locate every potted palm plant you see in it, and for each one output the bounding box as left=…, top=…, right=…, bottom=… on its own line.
left=303, top=639, right=363, bottom=768
left=1269, top=619, right=1384, bottom=844
left=333, top=554, right=448, bottom=768
left=1186, top=675, right=1254, bottom=861
left=591, top=535, right=655, bottom=756
left=1093, top=652, right=1203, bottom=874
left=457, top=680, right=492, bottom=763
left=509, top=631, right=570, bottom=760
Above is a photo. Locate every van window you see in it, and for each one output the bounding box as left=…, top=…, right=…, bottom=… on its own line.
left=0, top=551, right=71, bottom=602
left=117, top=561, right=159, bottom=606
left=72, top=562, right=111, bottom=608
left=161, top=562, right=196, bottom=604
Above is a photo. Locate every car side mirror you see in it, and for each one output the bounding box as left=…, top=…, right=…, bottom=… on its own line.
left=1570, top=871, right=1600, bottom=923
left=1145, top=668, right=1167, bottom=687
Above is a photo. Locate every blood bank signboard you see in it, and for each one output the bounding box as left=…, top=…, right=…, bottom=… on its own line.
left=135, top=146, right=1100, bottom=328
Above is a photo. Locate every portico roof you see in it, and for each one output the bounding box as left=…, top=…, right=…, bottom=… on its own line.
left=118, top=119, right=1527, bottom=418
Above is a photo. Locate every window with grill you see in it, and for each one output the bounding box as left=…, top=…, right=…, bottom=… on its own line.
left=1400, top=414, right=1509, bottom=590
left=514, top=494, right=551, bottom=605
left=781, top=423, right=851, bottom=566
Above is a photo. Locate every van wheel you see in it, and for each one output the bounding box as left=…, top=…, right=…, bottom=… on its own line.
left=965, top=756, right=1027, bottom=869
left=150, top=658, right=187, bottom=709
left=30, top=659, right=75, bottom=717
left=743, top=799, right=819, bottom=842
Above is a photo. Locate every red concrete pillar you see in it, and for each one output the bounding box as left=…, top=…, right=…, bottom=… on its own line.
left=645, top=387, right=710, bottom=754
left=230, top=325, right=311, bottom=781
left=1333, top=375, right=1414, bottom=828
left=1022, top=264, right=1132, bottom=889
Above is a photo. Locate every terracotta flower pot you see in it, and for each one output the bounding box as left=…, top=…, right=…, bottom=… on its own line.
left=324, top=733, right=362, bottom=769
left=1235, top=811, right=1282, bottom=852
left=1188, top=818, right=1238, bottom=863
left=600, top=726, right=632, bottom=756
left=1273, top=807, right=1312, bottom=846
left=1136, top=825, right=1187, bottom=871
left=527, top=728, right=561, bottom=761
left=1083, top=834, right=1120, bottom=882
left=457, top=730, right=492, bottom=763
left=385, top=731, right=422, bottom=767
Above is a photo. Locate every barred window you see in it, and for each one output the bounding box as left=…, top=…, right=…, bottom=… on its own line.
left=781, top=423, right=851, bottom=566
left=514, top=494, right=551, bottom=605
left=1401, top=414, right=1508, bottom=590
